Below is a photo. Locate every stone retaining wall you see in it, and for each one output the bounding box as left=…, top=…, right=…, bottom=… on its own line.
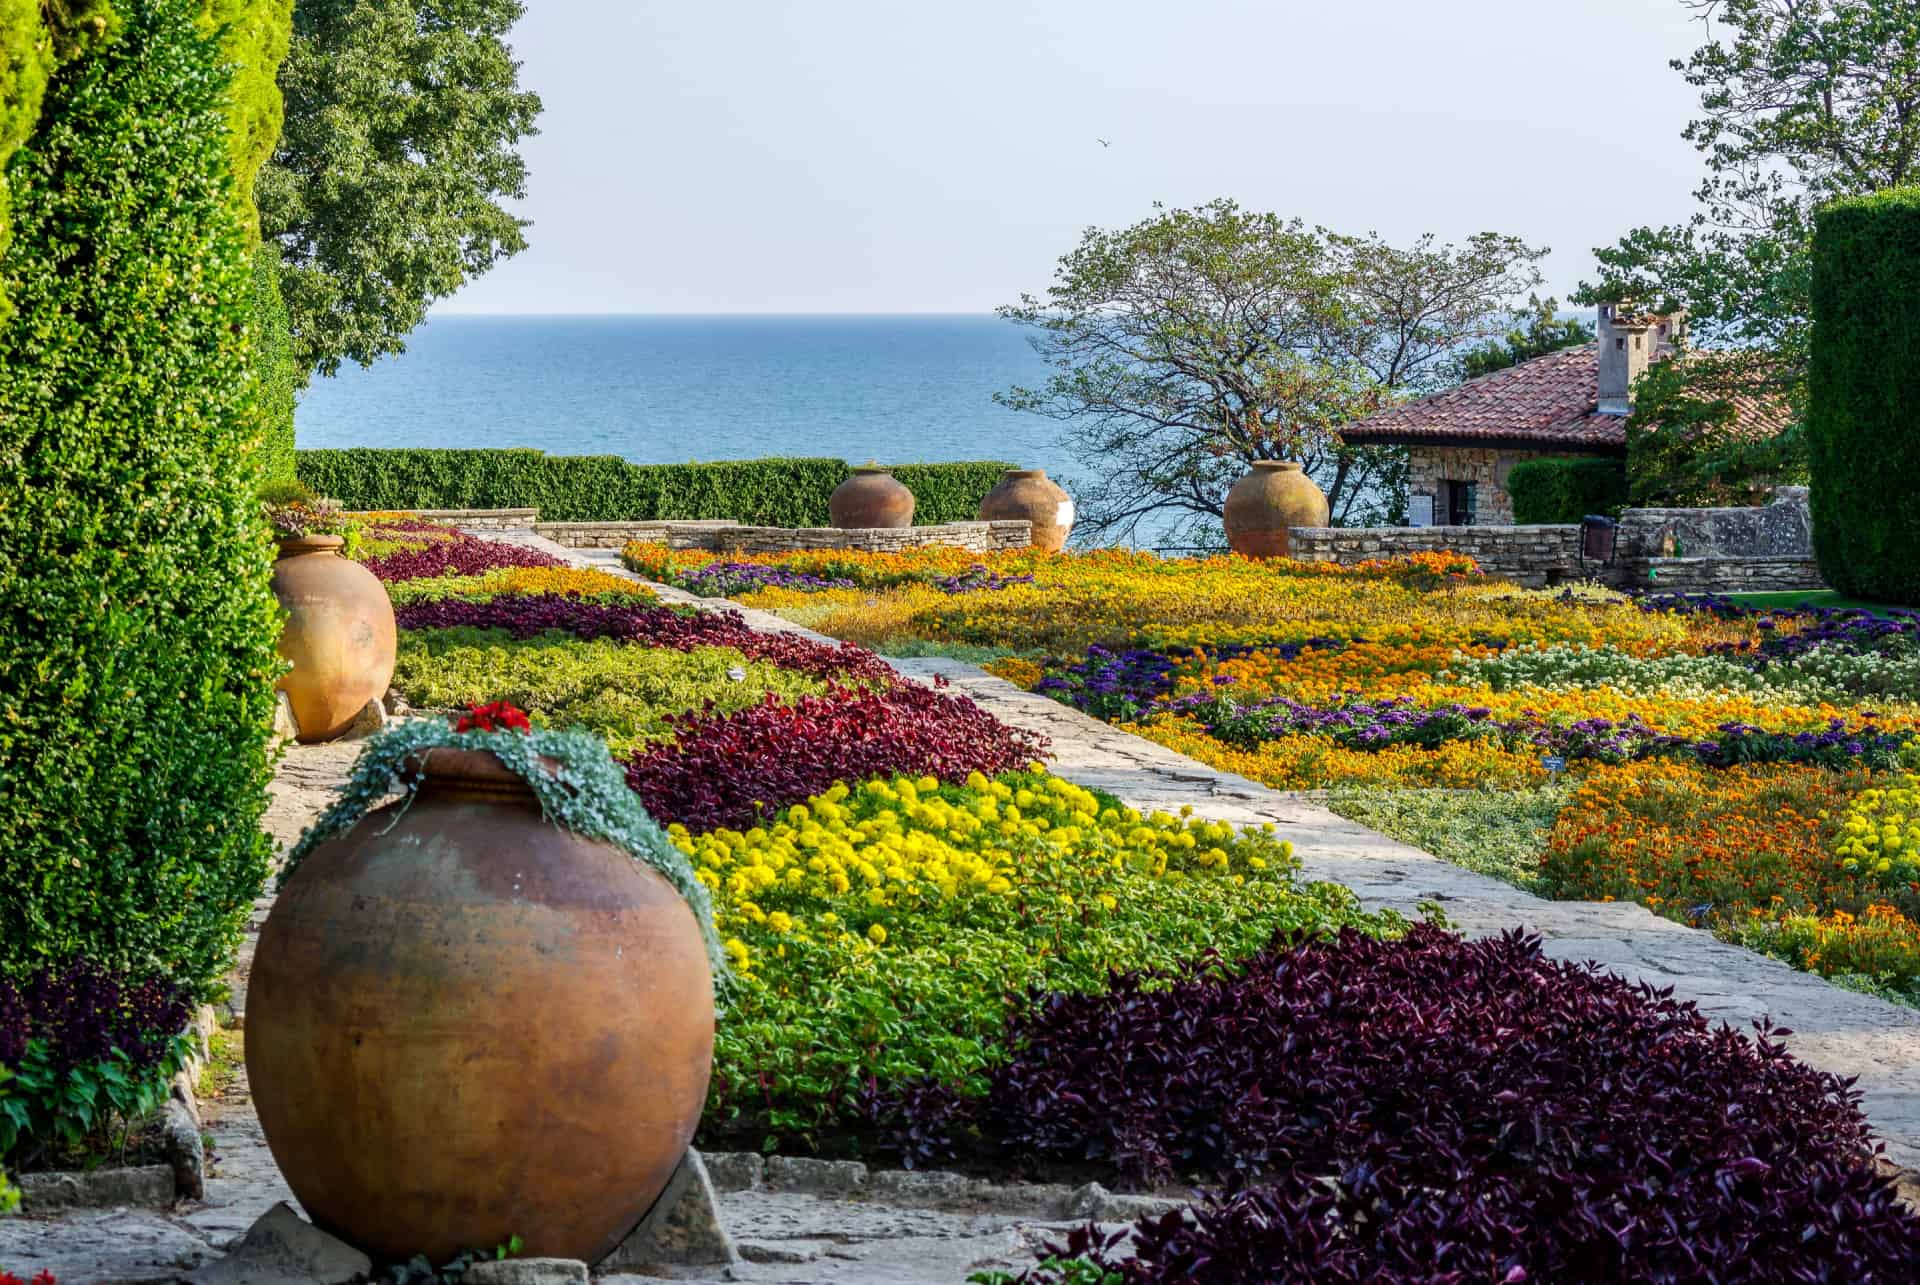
left=1289, top=488, right=1827, bottom=594
left=1627, top=556, right=1827, bottom=594
left=1288, top=525, right=1584, bottom=588
left=593, top=519, right=1033, bottom=554
left=532, top=519, right=740, bottom=549
left=399, top=507, right=540, bottom=530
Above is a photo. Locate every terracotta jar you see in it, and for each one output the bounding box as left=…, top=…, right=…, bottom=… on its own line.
left=828, top=465, right=915, bottom=529
left=272, top=534, right=396, bottom=742
left=978, top=469, right=1075, bottom=553
left=246, top=748, right=715, bottom=1265
left=1222, top=461, right=1330, bottom=559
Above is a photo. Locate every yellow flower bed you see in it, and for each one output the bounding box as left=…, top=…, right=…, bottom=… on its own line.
left=1135, top=718, right=1552, bottom=791
left=670, top=767, right=1298, bottom=976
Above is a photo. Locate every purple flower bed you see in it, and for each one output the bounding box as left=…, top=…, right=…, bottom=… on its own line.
left=1, top=958, right=190, bottom=1074
left=1034, top=641, right=1338, bottom=722
left=676, top=561, right=858, bottom=597
left=363, top=533, right=565, bottom=581
left=925, top=927, right=1920, bottom=1281
left=1179, top=692, right=1908, bottom=771
left=394, top=594, right=898, bottom=686
left=625, top=680, right=1049, bottom=831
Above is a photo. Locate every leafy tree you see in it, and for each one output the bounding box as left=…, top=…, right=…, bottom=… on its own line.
left=1580, top=0, right=1920, bottom=476
left=997, top=200, right=1545, bottom=542
left=256, top=0, right=542, bottom=382
left=1453, top=296, right=1593, bottom=381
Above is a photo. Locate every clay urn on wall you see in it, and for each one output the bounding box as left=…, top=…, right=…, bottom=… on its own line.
left=272, top=534, right=396, bottom=741
left=1222, top=460, right=1330, bottom=559
left=829, top=464, right=915, bottom=529
left=978, top=469, right=1075, bottom=553
left=246, top=746, right=715, bottom=1265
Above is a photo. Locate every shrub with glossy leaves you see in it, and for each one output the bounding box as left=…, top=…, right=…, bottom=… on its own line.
left=970, top=926, right=1920, bottom=1282
left=0, top=0, right=283, bottom=991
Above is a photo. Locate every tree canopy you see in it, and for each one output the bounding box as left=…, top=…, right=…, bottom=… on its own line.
left=256, top=0, right=541, bottom=382
left=997, top=200, right=1546, bottom=542
left=1583, top=0, right=1920, bottom=371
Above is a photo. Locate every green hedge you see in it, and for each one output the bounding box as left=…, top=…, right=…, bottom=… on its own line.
left=1507, top=456, right=1627, bottom=524
left=1809, top=189, right=1920, bottom=603
left=296, top=449, right=1016, bottom=526
left=0, top=0, right=283, bottom=990
left=252, top=242, right=296, bottom=483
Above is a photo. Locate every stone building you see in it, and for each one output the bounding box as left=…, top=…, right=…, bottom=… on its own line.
left=1340, top=305, right=1741, bottom=525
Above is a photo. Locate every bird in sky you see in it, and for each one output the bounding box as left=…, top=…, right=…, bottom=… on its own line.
left=1097, top=138, right=1111, bottom=148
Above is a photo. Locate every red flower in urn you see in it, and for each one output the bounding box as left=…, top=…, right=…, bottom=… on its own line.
left=453, top=701, right=532, bottom=734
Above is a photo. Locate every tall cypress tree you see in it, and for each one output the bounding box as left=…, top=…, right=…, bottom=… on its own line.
left=0, top=0, right=288, bottom=989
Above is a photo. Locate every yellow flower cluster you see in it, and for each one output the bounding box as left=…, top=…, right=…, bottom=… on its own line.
left=1136, top=719, right=1551, bottom=791
left=667, top=768, right=1292, bottom=975
left=1834, top=776, right=1920, bottom=880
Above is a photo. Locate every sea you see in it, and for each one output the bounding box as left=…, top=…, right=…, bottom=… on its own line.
left=295, top=313, right=1146, bottom=537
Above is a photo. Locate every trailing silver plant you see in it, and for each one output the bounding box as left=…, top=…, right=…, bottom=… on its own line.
left=281, top=716, right=728, bottom=983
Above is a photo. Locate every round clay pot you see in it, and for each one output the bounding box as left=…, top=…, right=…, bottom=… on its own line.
left=978, top=469, right=1075, bottom=553
left=273, top=535, right=396, bottom=742
left=828, top=466, right=915, bottom=529
left=1222, top=461, right=1330, bottom=559
left=247, top=747, right=715, bottom=1265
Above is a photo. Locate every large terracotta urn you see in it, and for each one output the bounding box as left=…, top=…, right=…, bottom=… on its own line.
left=246, top=748, right=715, bottom=1265
left=978, top=469, right=1075, bottom=553
left=273, top=534, right=396, bottom=742
left=829, top=465, right=915, bottom=528
left=1222, top=460, right=1330, bottom=559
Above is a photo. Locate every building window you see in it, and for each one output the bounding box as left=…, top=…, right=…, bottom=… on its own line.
left=1443, top=480, right=1477, bottom=526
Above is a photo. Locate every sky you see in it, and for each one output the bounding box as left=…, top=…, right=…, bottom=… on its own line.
left=443, top=0, right=1714, bottom=316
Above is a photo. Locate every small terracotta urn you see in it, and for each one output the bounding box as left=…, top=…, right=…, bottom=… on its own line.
left=272, top=535, right=396, bottom=742
left=829, top=465, right=915, bottom=529
left=1222, top=460, right=1330, bottom=559
left=247, top=747, right=715, bottom=1265
left=978, top=469, right=1075, bottom=553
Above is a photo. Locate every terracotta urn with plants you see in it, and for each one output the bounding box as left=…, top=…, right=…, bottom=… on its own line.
left=829, top=463, right=915, bottom=529
left=246, top=706, right=720, bottom=1265
left=978, top=468, right=1075, bottom=553
left=1222, top=460, right=1330, bottom=559
left=265, top=488, right=395, bottom=741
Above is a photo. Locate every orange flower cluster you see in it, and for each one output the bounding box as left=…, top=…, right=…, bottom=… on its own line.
left=1539, top=761, right=1864, bottom=927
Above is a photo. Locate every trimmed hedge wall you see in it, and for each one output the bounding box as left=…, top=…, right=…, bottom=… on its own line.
left=252, top=242, right=297, bottom=483
left=296, top=449, right=1016, bottom=526
left=1809, top=189, right=1920, bottom=603
left=1507, top=456, right=1627, bottom=525
left=0, top=0, right=283, bottom=990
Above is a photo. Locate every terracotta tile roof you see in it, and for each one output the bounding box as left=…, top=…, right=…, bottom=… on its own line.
left=1340, top=345, right=1627, bottom=450
left=1338, top=345, right=1795, bottom=453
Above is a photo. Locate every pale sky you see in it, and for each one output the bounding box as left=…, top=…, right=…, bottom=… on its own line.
left=443, top=0, right=1712, bottom=315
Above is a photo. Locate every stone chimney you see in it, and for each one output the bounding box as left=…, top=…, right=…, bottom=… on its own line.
left=1596, top=303, right=1685, bottom=416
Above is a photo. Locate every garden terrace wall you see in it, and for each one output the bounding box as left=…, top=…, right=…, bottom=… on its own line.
left=402, top=507, right=540, bottom=530
left=611, top=519, right=1034, bottom=554
left=1287, top=525, right=1583, bottom=588
left=1622, top=556, right=1828, bottom=594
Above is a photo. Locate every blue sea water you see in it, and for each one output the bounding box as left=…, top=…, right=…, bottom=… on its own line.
left=297, top=312, right=1093, bottom=491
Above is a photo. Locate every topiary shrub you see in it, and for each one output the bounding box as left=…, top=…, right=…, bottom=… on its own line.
left=1506, top=456, right=1626, bottom=524
left=1809, top=188, right=1920, bottom=603
left=0, top=0, right=284, bottom=993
